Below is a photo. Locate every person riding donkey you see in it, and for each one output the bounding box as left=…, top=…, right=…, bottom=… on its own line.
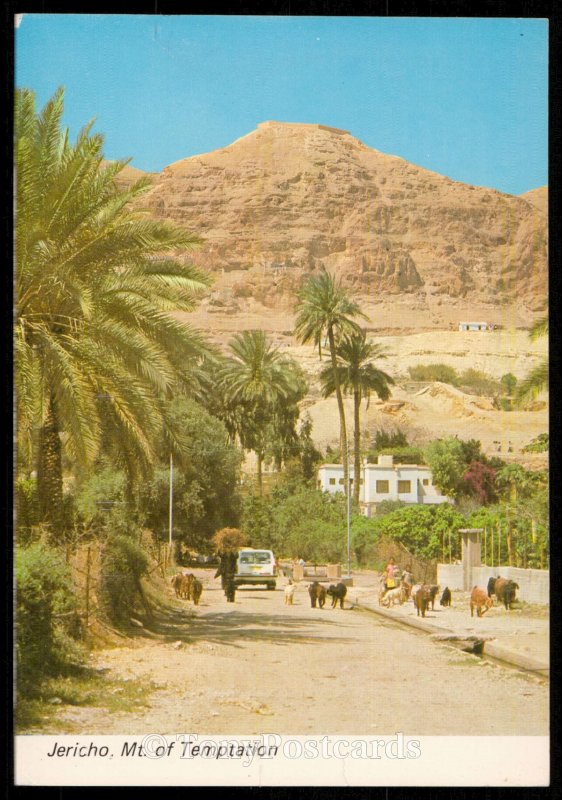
left=383, top=557, right=400, bottom=591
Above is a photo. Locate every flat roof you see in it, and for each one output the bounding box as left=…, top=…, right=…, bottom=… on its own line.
left=319, top=463, right=429, bottom=469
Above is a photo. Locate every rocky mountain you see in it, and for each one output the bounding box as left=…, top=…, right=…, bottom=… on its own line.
left=136, top=121, right=547, bottom=322
left=520, top=186, right=548, bottom=217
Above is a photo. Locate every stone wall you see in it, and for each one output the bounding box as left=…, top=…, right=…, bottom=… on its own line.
left=437, top=563, right=549, bottom=605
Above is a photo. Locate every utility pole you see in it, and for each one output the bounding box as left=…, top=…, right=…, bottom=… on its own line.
left=346, top=441, right=351, bottom=577
left=169, top=452, right=174, bottom=551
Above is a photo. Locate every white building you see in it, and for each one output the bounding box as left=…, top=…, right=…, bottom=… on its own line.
left=458, top=321, right=489, bottom=331
left=317, top=454, right=453, bottom=517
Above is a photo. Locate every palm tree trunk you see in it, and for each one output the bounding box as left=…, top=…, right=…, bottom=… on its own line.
left=37, top=393, right=63, bottom=539
left=257, top=450, right=263, bottom=496
left=353, top=389, right=361, bottom=505
left=327, top=326, right=349, bottom=495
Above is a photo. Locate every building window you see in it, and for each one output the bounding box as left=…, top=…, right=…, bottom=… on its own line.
left=422, top=478, right=429, bottom=486
left=398, top=480, right=411, bottom=494
left=329, top=478, right=336, bottom=486
left=376, top=480, right=389, bottom=493
left=339, top=478, right=345, bottom=485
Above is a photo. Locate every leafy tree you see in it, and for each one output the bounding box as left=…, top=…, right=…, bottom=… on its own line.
left=500, top=373, right=518, bottom=395
left=242, top=488, right=349, bottom=561
left=459, top=438, right=485, bottom=465
left=424, top=437, right=466, bottom=498
left=371, top=428, right=409, bottom=451
left=240, top=493, right=274, bottom=549
left=219, top=331, right=305, bottom=494
left=140, top=399, right=242, bottom=550
left=274, top=416, right=324, bottom=492
left=15, top=87, right=211, bottom=537
left=353, top=503, right=466, bottom=563
left=296, top=415, right=324, bottom=483
left=294, top=268, right=367, bottom=495
left=463, top=461, right=497, bottom=505
left=320, top=331, right=394, bottom=503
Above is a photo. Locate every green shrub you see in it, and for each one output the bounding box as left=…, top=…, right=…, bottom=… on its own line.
left=458, top=368, right=501, bottom=396
left=370, top=428, right=409, bottom=451
left=16, top=541, right=83, bottom=694
left=496, top=397, right=513, bottom=411
left=99, top=534, right=149, bottom=624
left=15, top=478, right=40, bottom=544
left=373, top=446, right=426, bottom=464
left=408, top=364, right=459, bottom=384
left=522, top=433, right=549, bottom=453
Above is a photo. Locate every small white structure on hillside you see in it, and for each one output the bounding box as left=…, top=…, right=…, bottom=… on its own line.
left=317, top=455, right=453, bottom=517
left=458, top=321, right=489, bottom=331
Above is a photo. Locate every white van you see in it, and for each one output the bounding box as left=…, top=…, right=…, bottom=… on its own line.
left=234, top=549, right=277, bottom=590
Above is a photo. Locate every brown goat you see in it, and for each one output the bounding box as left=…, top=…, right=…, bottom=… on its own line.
left=179, top=573, right=194, bottom=600
left=414, top=586, right=431, bottom=617
left=308, top=581, right=327, bottom=608
left=171, top=573, right=183, bottom=597
left=191, top=578, right=203, bottom=605
left=470, top=586, right=493, bottom=617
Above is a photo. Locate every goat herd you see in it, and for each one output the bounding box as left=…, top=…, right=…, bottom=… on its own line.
left=378, top=573, right=520, bottom=618
left=171, top=572, right=203, bottom=605
left=170, top=570, right=519, bottom=621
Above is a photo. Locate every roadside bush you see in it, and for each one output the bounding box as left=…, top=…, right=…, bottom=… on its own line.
left=16, top=541, right=83, bottom=694
left=99, top=534, right=149, bottom=624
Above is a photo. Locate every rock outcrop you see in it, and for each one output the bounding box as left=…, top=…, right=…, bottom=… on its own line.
left=137, top=121, right=547, bottom=315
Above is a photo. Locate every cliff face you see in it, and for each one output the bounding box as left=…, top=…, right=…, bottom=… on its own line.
left=139, top=121, right=547, bottom=315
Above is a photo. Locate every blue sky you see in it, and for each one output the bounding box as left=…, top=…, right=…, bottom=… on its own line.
left=16, top=15, right=548, bottom=195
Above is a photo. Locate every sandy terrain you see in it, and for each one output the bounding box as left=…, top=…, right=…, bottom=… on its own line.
left=48, top=570, right=548, bottom=737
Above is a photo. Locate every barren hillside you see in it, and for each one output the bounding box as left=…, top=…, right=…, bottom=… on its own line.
left=139, top=121, right=547, bottom=331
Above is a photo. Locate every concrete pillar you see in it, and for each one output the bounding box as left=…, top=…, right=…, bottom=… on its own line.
left=461, top=529, right=482, bottom=591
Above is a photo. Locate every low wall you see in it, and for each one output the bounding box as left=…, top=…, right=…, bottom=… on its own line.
left=436, top=564, right=464, bottom=591
left=472, top=566, right=550, bottom=606
left=437, top=563, right=549, bottom=605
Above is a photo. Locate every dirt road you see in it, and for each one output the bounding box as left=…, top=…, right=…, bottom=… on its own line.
left=56, top=572, right=548, bottom=736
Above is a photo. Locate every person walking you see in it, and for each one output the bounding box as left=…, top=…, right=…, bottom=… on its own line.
left=215, top=550, right=237, bottom=601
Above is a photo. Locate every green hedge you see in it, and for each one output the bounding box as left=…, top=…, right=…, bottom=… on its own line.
left=99, top=534, right=149, bottom=624
left=16, top=541, right=83, bottom=694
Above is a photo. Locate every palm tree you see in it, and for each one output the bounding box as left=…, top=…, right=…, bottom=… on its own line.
left=496, top=464, right=541, bottom=566
left=516, top=316, right=548, bottom=405
left=294, top=268, right=367, bottom=494
left=219, top=330, right=303, bottom=494
left=320, top=331, right=394, bottom=503
left=15, top=87, right=212, bottom=536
